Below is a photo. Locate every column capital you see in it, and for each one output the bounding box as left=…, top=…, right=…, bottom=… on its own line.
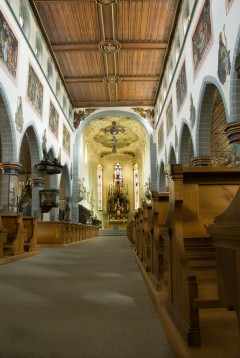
left=31, top=178, right=46, bottom=188
left=224, top=122, right=240, bottom=143
left=0, top=162, right=21, bottom=174
left=191, top=156, right=213, bottom=167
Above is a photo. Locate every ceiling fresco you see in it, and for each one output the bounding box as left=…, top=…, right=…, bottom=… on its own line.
left=83, top=116, right=148, bottom=162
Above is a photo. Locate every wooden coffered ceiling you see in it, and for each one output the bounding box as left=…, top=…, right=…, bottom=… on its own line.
left=29, top=0, right=182, bottom=108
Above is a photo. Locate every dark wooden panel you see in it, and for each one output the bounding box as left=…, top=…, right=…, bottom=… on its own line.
left=119, top=49, right=164, bottom=76
left=35, top=1, right=101, bottom=44
left=68, top=82, right=109, bottom=102
left=55, top=51, right=105, bottom=77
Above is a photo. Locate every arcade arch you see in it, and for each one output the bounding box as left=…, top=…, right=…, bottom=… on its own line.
left=196, top=81, right=231, bottom=165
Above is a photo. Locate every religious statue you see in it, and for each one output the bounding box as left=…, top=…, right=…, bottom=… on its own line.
left=15, top=96, right=24, bottom=132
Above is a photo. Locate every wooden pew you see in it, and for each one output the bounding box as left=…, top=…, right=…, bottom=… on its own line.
left=135, top=208, right=144, bottom=261
left=37, top=221, right=99, bottom=246
left=23, top=217, right=38, bottom=252
left=150, top=192, right=169, bottom=290
left=207, top=186, right=240, bottom=332
left=1, top=214, right=27, bottom=255
left=141, top=202, right=153, bottom=272
left=126, top=220, right=136, bottom=245
left=161, top=164, right=240, bottom=346
left=37, top=221, right=66, bottom=246
left=0, top=214, right=8, bottom=257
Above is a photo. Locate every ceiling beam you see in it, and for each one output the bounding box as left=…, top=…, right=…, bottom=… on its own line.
left=73, top=100, right=154, bottom=107
left=52, top=42, right=168, bottom=52
left=65, top=76, right=159, bottom=83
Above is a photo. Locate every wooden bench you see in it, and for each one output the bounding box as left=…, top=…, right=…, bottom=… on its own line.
left=161, top=164, right=240, bottom=346
left=0, top=214, right=8, bottom=257
left=150, top=192, right=169, bottom=290
left=23, top=217, right=38, bottom=252
left=207, top=186, right=240, bottom=332
left=1, top=214, right=27, bottom=255
left=37, top=221, right=99, bottom=246
left=37, top=221, right=66, bottom=246
left=126, top=220, right=136, bottom=245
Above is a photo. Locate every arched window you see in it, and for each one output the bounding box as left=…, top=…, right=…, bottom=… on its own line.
left=174, top=31, right=181, bottom=63
left=56, top=78, right=61, bottom=101
left=35, top=32, right=43, bottom=64
left=47, top=58, right=53, bottom=85
left=19, top=0, right=30, bottom=39
left=97, top=164, right=103, bottom=210
left=68, top=107, right=73, bottom=124
left=63, top=95, right=67, bottom=114
left=133, top=163, right=139, bottom=210
left=168, top=55, right=173, bottom=82
left=182, top=0, right=190, bottom=35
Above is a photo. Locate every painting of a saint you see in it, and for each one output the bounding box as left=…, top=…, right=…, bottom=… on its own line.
left=158, top=124, right=164, bottom=152
left=192, top=0, right=212, bottom=74
left=27, top=64, right=43, bottom=115
left=63, top=124, right=70, bottom=155
left=166, top=100, right=173, bottom=136
left=49, top=101, right=59, bottom=139
left=217, top=27, right=231, bottom=85
left=189, top=93, right=196, bottom=128
left=0, top=10, right=18, bottom=78
left=176, top=62, right=187, bottom=112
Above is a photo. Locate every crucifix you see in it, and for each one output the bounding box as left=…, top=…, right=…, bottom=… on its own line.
left=102, top=121, right=125, bottom=153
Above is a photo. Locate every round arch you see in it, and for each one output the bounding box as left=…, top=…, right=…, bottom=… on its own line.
left=0, top=83, right=17, bottom=163
left=229, top=25, right=240, bottom=122
left=178, top=120, right=194, bottom=165
left=168, top=144, right=177, bottom=164
left=18, top=121, right=42, bottom=176
left=196, top=76, right=229, bottom=157
left=72, top=109, right=154, bottom=223
left=159, top=161, right=166, bottom=192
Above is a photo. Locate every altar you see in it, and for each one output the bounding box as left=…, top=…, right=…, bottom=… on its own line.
left=107, top=163, right=129, bottom=226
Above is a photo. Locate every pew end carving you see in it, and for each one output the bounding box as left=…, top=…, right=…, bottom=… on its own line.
left=207, top=186, right=240, bottom=332
left=1, top=214, right=27, bottom=256
left=162, top=164, right=240, bottom=346
left=23, top=217, right=38, bottom=252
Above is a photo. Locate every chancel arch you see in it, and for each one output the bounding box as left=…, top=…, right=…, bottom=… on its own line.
left=72, top=110, right=153, bottom=225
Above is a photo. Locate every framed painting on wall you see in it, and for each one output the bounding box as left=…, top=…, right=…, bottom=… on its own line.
left=192, top=0, right=212, bottom=75
left=27, top=64, right=43, bottom=115
left=49, top=101, right=59, bottom=139
left=0, top=9, right=18, bottom=79
left=176, top=61, right=187, bottom=112
left=63, top=124, right=70, bottom=155
left=158, top=123, right=164, bottom=152
left=166, top=100, right=173, bottom=136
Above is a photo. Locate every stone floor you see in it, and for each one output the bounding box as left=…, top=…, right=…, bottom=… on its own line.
left=0, top=235, right=175, bottom=358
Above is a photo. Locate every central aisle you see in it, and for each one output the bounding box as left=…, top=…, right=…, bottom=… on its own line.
left=0, top=235, right=174, bottom=358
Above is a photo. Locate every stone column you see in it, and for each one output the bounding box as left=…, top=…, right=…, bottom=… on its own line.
left=0, top=163, right=21, bottom=214
left=31, top=178, right=46, bottom=220
left=225, top=122, right=240, bottom=166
